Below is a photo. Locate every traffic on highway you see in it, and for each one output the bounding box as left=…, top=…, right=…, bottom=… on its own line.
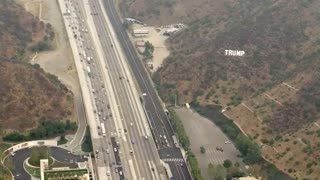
left=102, top=0, right=193, bottom=179
left=62, top=0, right=163, bottom=179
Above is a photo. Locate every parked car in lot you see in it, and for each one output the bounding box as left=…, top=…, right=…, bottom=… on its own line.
left=216, top=147, right=224, bottom=152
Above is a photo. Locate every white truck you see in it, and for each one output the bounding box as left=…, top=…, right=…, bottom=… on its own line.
left=101, top=123, right=106, bottom=137
left=87, top=66, right=91, bottom=74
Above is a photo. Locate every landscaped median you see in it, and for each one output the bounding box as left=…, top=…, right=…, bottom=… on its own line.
left=23, top=146, right=80, bottom=178
left=24, top=159, right=41, bottom=178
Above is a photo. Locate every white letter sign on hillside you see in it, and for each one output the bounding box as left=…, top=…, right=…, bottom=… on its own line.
left=225, top=50, right=245, bottom=56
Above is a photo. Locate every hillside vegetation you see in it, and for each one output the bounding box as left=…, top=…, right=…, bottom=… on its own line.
left=120, top=0, right=320, bottom=179
left=0, top=0, right=73, bottom=132
left=150, top=0, right=320, bottom=133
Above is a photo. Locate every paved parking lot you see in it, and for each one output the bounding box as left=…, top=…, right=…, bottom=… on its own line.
left=175, top=107, right=243, bottom=179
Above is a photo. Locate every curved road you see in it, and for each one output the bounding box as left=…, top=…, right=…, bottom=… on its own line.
left=9, top=147, right=87, bottom=180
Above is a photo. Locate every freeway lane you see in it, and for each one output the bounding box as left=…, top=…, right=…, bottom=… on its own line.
left=101, top=0, right=192, bottom=179
left=62, top=0, right=121, bottom=179
left=87, top=0, right=163, bottom=179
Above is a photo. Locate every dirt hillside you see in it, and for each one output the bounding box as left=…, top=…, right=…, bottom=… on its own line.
left=0, top=0, right=74, bottom=132
left=120, top=0, right=320, bottom=178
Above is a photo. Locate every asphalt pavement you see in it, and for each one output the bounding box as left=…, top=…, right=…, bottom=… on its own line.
left=10, top=147, right=87, bottom=180
left=101, top=0, right=192, bottom=179
left=63, top=0, right=164, bottom=179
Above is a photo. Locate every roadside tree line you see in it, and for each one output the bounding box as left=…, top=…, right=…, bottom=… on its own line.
left=3, top=119, right=77, bottom=142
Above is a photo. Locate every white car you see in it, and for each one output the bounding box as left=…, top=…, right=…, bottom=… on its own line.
left=225, top=141, right=232, bottom=144
left=114, top=148, right=117, bottom=152
left=119, top=171, right=123, bottom=176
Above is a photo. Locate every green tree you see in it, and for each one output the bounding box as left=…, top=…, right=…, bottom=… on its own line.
left=143, top=41, right=154, bottom=58
left=3, top=132, right=25, bottom=142
left=208, top=163, right=226, bottom=180
left=235, top=134, right=261, bottom=163
left=223, top=159, right=232, bottom=169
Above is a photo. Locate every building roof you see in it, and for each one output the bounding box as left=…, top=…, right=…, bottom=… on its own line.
left=133, top=29, right=149, bottom=34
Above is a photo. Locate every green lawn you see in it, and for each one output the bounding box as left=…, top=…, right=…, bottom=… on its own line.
left=51, top=160, right=78, bottom=168
left=24, top=161, right=41, bottom=178
left=0, top=143, right=13, bottom=179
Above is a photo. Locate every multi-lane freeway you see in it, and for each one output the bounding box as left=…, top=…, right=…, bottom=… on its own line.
left=104, top=0, right=191, bottom=179
left=61, top=0, right=193, bottom=178
left=62, top=0, right=163, bottom=179
left=100, top=0, right=193, bottom=179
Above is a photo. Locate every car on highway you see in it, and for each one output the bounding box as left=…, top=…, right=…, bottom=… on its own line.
left=131, top=139, right=135, bottom=144
left=130, top=122, right=133, bottom=126
left=119, top=171, right=123, bottom=176
left=115, top=168, right=118, bottom=173
left=114, top=148, right=117, bottom=152
left=130, top=149, right=133, bottom=154
left=106, top=148, right=110, bottom=154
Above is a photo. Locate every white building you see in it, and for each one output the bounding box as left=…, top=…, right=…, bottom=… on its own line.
left=133, top=29, right=149, bottom=37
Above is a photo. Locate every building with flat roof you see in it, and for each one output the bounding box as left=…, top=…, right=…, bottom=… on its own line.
left=133, top=29, right=149, bottom=37
left=40, top=159, right=91, bottom=180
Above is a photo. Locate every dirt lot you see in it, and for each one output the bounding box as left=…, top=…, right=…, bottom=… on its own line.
left=15, top=0, right=80, bottom=93
left=175, top=107, right=243, bottom=179
left=128, top=24, right=170, bottom=73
